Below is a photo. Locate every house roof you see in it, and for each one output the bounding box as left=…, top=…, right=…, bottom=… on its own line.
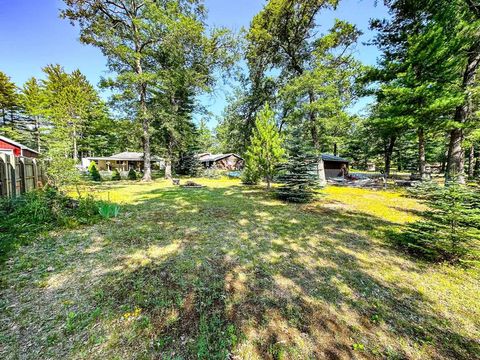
left=198, top=153, right=244, bottom=162
left=87, top=152, right=163, bottom=162
left=321, top=154, right=349, bottom=163
left=0, top=135, right=39, bottom=154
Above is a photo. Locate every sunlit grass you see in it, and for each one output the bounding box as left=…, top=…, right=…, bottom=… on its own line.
left=323, top=186, right=425, bottom=224
left=1, top=179, right=478, bottom=359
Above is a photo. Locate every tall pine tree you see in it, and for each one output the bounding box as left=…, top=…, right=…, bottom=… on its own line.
left=21, top=77, right=48, bottom=152
left=0, top=71, right=21, bottom=140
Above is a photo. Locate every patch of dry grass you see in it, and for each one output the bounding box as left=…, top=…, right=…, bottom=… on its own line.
left=1, top=179, right=479, bottom=359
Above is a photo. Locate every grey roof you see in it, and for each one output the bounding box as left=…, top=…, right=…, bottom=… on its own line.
left=0, top=135, right=39, bottom=154
left=198, top=153, right=244, bottom=163
left=322, top=154, right=349, bottom=163
left=111, top=152, right=145, bottom=160
left=87, top=152, right=163, bottom=161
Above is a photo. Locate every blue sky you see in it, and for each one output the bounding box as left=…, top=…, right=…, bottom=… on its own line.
left=0, top=0, right=389, bottom=127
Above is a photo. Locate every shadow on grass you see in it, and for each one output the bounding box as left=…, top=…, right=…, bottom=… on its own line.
left=2, top=185, right=479, bottom=359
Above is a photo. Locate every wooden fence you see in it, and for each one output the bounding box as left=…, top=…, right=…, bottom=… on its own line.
left=0, top=153, right=45, bottom=197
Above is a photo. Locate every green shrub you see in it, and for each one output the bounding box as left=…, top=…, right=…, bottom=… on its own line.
left=77, top=195, right=102, bottom=224
left=46, top=156, right=80, bottom=187
left=88, top=162, right=101, bottom=182
left=396, top=182, right=480, bottom=263
left=87, top=161, right=97, bottom=173
left=0, top=187, right=107, bottom=263
left=241, top=160, right=260, bottom=185
left=112, top=169, right=121, bottom=181
left=203, top=168, right=221, bottom=179
left=128, top=168, right=137, bottom=180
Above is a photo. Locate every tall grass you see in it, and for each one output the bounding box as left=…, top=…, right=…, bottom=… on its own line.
left=0, top=187, right=106, bottom=263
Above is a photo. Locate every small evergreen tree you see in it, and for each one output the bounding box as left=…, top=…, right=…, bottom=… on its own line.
left=128, top=168, right=137, bottom=180
left=398, top=182, right=480, bottom=262
left=244, top=103, right=284, bottom=188
left=111, top=168, right=121, bottom=181
left=88, top=161, right=101, bottom=182
left=276, top=128, right=319, bottom=203
left=175, top=151, right=201, bottom=177
left=241, top=154, right=261, bottom=185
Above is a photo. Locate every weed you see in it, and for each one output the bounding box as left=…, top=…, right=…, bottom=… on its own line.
left=98, top=202, right=120, bottom=218
left=352, top=343, right=365, bottom=351
left=0, top=187, right=104, bottom=263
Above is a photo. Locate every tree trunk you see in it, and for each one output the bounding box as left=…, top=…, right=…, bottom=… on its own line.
left=474, top=148, right=480, bottom=177
left=266, top=175, right=271, bottom=189
left=164, top=160, right=172, bottom=179
left=141, top=108, right=152, bottom=181
left=307, top=90, right=320, bottom=150
left=441, top=159, right=446, bottom=174
left=35, top=116, right=41, bottom=152
left=397, top=148, right=402, bottom=171
left=136, top=61, right=151, bottom=181
left=446, top=127, right=466, bottom=184
left=418, top=127, right=427, bottom=179
left=333, top=143, right=338, bottom=156
left=165, top=140, right=174, bottom=179
left=72, top=125, right=78, bottom=161
left=308, top=90, right=326, bottom=186
left=468, top=144, right=475, bottom=179
left=441, top=146, right=449, bottom=174
left=384, top=136, right=396, bottom=178
left=446, top=45, right=480, bottom=184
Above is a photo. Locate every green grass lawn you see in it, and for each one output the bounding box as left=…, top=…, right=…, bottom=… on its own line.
left=1, top=179, right=479, bottom=359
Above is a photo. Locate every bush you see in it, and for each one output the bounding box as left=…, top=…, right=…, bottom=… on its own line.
left=202, top=168, right=222, bottom=179
left=98, top=202, right=120, bottom=218
left=89, top=162, right=101, bottom=181
left=396, top=182, right=480, bottom=263
left=0, top=187, right=104, bottom=263
left=46, top=156, right=80, bottom=187
left=241, top=160, right=260, bottom=185
left=112, top=169, right=121, bottom=181
left=128, top=168, right=137, bottom=180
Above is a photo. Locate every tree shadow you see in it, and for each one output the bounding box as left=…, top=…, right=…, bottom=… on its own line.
left=2, top=184, right=479, bottom=359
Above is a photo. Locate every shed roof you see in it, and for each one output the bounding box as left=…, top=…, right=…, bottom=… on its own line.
left=0, top=135, right=39, bottom=154
left=321, top=154, right=349, bottom=163
left=198, top=153, right=244, bottom=163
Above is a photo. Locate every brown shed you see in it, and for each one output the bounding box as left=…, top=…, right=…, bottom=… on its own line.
left=322, top=154, right=349, bottom=179
left=198, top=153, right=244, bottom=170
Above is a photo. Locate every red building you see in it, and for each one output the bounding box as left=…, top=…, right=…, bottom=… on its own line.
left=0, top=135, right=39, bottom=158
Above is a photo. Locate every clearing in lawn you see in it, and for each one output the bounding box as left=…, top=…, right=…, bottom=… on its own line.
left=1, top=179, right=479, bottom=359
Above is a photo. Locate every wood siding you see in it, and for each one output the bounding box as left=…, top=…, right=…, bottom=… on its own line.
left=206, top=155, right=244, bottom=170
left=22, top=149, right=39, bottom=158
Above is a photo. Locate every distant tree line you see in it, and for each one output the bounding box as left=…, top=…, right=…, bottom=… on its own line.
left=61, top=0, right=238, bottom=181
left=216, top=0, right=480, bottom=185
left=2, top=0, right=479, bottom=187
